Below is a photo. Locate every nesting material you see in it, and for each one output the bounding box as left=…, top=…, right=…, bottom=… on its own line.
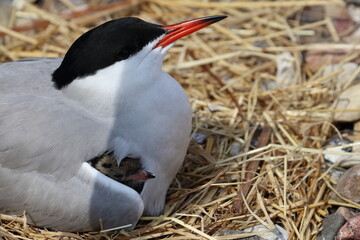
left=0, top=0, right=359, bottom=239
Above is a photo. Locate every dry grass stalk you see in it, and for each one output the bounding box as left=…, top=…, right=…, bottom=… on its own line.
left=144, top=0, right=344, bottom=8
left=1, top=0, right=359, bottom=239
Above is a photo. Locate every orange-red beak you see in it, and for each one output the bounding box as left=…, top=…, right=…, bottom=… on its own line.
left=154, top=15, right=227, bottom=49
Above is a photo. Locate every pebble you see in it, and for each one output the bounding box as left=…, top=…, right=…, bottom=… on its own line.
left=331, top=165, right=360, bottom=204
left=323, top=135, right=352, bottom=164
left=336, top=214, right=360, bottom=240
left=219, top=225, right=288, bottom=240
left=337, top=207, right=357, bottom=221
left=323, top=135, right=360, bottom=168
left=322, top=63, right=359, bottom=91
left=332, top=84, right=360, bottom=122
left=318, top=212, right=346, bottom=240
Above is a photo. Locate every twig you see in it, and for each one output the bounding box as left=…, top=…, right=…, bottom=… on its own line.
left=231, top=124, right=272, bottom=213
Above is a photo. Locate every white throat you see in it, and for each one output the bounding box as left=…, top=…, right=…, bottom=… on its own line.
left=61, top=38, right=169, bottom=118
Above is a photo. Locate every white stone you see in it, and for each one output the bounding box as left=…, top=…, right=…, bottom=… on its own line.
left=332, top=83, right=360, bottom=122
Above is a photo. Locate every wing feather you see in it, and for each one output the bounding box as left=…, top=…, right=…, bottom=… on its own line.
left=0, top=58, right=111, bottom=179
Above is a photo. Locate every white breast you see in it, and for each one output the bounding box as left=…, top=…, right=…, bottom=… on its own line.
left=61, top=42, right=192, bottom=215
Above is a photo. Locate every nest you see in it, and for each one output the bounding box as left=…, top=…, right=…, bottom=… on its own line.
left=1, top=0, right=359, bottom=239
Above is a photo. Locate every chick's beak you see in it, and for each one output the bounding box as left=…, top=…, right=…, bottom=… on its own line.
left=154, top=15, right=227, bottom=49
left=122, top=170, right=155, bottom=181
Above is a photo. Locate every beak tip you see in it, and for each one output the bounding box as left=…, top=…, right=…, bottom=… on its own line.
left=204, top=15, right=228, bottom=23
left=146, top=171, right=156, bottom=179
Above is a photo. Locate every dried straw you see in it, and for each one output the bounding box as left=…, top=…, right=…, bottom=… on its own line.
left=0, top=0, right=358, bottom=239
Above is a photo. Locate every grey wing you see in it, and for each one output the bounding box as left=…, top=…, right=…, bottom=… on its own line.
left=0, top=58, right=63, bottom=96
left=0, top=58, right=112, bottom=177
left=0, top=59, right=144, bottom=231
left=0, top=93, right=111, bottom=179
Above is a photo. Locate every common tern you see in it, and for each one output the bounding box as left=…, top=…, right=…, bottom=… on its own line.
left=0, top=15, right=227, bottom=231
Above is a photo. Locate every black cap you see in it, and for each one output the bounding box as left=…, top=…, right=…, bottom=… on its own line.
left=52, top=17, right=166, bottom=89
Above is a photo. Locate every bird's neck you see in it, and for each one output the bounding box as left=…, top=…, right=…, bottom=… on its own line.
left=60, top=61, right=160, bottom=118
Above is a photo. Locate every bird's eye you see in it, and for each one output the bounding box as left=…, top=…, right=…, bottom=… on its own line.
left=115, top=46, right=136, bottom=61
left=115, top=49, right=130, bottom=61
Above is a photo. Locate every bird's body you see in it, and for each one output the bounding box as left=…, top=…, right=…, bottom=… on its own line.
left=59, top=39, right=192, bottom=215
left=0, top=49, right=190, bottom=231
left=0, top=16, right=226, bottom=232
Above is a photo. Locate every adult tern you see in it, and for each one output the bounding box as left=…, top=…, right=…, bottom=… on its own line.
left=0, top=15, right=227, bottom=231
